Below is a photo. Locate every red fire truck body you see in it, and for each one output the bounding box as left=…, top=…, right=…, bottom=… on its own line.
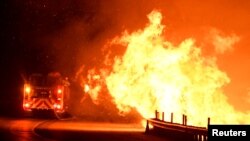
left=23, top=73, right=69, bottom=113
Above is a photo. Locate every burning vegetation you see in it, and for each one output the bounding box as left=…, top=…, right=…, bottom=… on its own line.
left=75, top=10, right=250, bottom=126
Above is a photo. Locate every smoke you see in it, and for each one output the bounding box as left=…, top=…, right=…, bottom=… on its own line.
left=209, top=28, right=240, bottom=54
left=247, top=88, right=250, bottom=104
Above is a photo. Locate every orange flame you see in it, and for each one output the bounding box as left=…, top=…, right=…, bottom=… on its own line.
left=79, top=10, right=250, bottom=126
left=105, top=10, right=250, bottom=126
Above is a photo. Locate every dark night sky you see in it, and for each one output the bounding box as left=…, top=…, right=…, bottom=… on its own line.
left=1, top=0, right=103, bottom=115
left=2, top=0, right=95, bottom=74
left=1, top=1, right=105, bottom=80
left=1, top=0, right=250, bottom=116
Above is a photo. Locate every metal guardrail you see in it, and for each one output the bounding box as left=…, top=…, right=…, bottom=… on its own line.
left=145, top=111, right=209, bottom=141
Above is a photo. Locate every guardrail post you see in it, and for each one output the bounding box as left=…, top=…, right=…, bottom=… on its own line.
left=207, top=117, right=210, bottom=128
left=171, top=113, right=173, bottom=123
left=182, top=114, right=187, bottom=125
left=182, top=114, right=185, bottom=125
left=145, top=120, right=149, bottom=133
left=162, top=112, right=164, bottom=121
left=185, top=115, right=187, bottom=125
left=155, top=110, right=159, bottom=119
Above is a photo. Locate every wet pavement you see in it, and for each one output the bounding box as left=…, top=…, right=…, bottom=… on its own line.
left=0, top=117, right=168, bottom=141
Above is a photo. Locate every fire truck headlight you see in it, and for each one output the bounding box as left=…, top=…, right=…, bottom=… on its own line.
left=57, top=104, right=61, bottom=109
left=24, top=85, right=31, bottom=94
left=57, top=88, right=62, bottom=94
left=23, top=102, right=30, bottom=108
left=54, top=104, right=62, bottom=109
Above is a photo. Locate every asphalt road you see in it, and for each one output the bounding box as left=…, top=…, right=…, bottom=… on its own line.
left=0, top=117, right=168, bottom=141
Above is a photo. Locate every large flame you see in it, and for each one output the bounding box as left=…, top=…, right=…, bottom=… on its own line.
left=79, top=10, right=250, bottom=126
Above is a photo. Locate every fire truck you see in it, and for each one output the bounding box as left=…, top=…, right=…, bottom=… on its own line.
left=22, top=72, right=70, bottom=114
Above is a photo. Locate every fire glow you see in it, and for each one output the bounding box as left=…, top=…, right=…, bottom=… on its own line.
left=79, top=10, right=250, bottom=126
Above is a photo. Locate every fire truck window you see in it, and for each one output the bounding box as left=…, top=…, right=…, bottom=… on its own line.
left=29, top=75, right=44, bottom=86
left=46, top=76, right=61, bottom=86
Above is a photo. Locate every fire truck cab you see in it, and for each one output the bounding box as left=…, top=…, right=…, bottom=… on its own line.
left=23, top=72, right=70, bottom=113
